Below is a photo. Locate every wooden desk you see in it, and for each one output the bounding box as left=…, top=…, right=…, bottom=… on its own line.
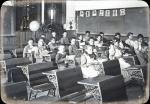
left=77, top=75, right=114, bottom=103
left=42, top=66, right=77, bottom=98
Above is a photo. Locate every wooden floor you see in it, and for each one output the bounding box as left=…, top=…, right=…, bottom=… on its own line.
left=1, top=70, right=147, bottom=104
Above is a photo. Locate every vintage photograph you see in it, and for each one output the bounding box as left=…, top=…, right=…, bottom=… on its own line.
left=0, top=0, right=149, bottom=104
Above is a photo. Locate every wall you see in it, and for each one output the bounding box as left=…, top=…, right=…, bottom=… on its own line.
left=66, top=0, right=149, bottom=37
left=1, top=6, right=16, bottom=51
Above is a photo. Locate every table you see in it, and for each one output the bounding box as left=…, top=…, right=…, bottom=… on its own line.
left=77, top=75, right=114, bottom=103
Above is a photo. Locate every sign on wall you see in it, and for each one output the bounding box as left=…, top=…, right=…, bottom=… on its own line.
left=77, top=9, right=126, bottom=17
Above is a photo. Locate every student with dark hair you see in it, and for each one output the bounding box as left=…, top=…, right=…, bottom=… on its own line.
left=41, top=34, right=49, bottom=44
left=60, top=31, right=70, bottom=45
left=99, top=32, right=110, bottom=46
left=23, top=38, right=35, bottom=61
left=69, top=38, right=78, bottom=55
left=94, top=35, right=103, bottom=47
left=50, top=31, right=59, bottom=42
left=88, top=37, right=95, bottom=46
left=113, top=32, right=124, bottom=49
left=84, top=31, right=90, bottom=42
left=134, top=34, right=148, bottom=65
left=48, top=38, right=58, bottom=52
left=125, top=32, right=135, bottom=48
left=109, top=37, right=123, bottom=60
left=78, top=34, right=86, bottom=49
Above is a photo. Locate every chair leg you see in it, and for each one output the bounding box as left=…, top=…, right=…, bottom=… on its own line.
left=47, top=90, right=51, bottom=96
left=29, top=90, right=32, bottom=100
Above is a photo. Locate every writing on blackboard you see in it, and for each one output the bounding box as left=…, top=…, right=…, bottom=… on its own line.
left=79, top=9, right=126, bottom=17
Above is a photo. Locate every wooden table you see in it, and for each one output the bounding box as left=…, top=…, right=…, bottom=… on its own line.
left=77, top=75, right=114, bottom=103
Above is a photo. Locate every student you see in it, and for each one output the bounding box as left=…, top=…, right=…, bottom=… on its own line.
left=88, top=37, right=95, bottom=46
left=134, top=34, right=148, bottom=65
left=99, top=32, right=110, bottom=46
left=94, top=35, right=103, bottom=47
left=78, top=34, right=86, bottom=49
left=41, top=34, right=49, bottom=45
left=55, top=45, right=67, bottom=68
left=81, top=45, right=104, bottom=78
left=125, top=32, right=135, bottom=47
left=109, top=37, right=123, bottom=60
left=124, top=32, right=136, bottom=55
left=34, top=38, right=48, bottom=63
left=23, top=38, right=34, bottom=57
left=60, top=31, right=70, bottom=45
left=69, top=38, right=78, bottom=55
left=23, top=38, right=35, bottom=62
left=50, top=31, right=59, bottom=42
left=84, top=31, right=90, bottom=42
left=113, top=32, right=124, bottom=49
left=48, top=38, right=58, bottom=52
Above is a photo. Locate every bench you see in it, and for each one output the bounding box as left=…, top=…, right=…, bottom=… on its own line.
left=20, top=62, right=58, bottom=100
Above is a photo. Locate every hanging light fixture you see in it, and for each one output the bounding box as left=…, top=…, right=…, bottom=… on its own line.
left=48, top=3, right=56, bottom=24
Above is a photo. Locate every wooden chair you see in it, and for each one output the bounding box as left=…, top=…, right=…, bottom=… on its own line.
left=20, top=62, right=58, bottom=100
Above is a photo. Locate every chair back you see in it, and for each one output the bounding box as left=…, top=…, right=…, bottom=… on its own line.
left=102, top=59, right=121, bottom=76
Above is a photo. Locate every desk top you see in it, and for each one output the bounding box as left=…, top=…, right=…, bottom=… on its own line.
left=42, top=66, right=77, bottom=75
left=78, top=75, right=114, bottom=86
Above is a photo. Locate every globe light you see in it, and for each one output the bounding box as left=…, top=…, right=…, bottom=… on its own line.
left=29, top=21, right=40, bottom=32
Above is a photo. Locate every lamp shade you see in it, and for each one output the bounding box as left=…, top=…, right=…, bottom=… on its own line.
left=29, top=21, right=40, bottom=32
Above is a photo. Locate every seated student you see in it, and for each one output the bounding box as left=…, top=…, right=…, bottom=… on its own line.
left=133, top=34, right=148, bottom=65
left=113, top=32, right=124, bottom=49
left=81, top=45, right=104, bottom=78
left=48, top=38, right=58, bottom=52
left=23, top=38, right=35, bottom=62
left=77, top=34, right=86, bottom=49
left=94, top=35, right=103, bottom=47
left=99, top=32, right=110, bottom=46
left=125, top=32, right=136, bottom=55
left=34, top=38, right=49, bottom=63
left=88, top=37, right=95, bottom=46
left=125, top=32, right=135, bottom=47
left=69, top=38, right=78, bottom=55
left=60, top=31, right=70, bottom=45
left=55, top=45, right=67, bottom=68
left=41, top=34, right=49, bottom=45
left=50, top=31, right=59, bottom=42
left=109, top=37, right=123, bottom=60
left=88, top=37, right=97, bottom=54
left=84, top=31, right=90, bottom=42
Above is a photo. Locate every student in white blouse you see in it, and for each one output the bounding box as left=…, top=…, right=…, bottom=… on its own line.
left=94, top=35, right=103, bottom=47
left=81, top=45, right=104, bottom=78
left=125, top=32, right=135, bottom=48
left=109, top=37, right=123, bottom=60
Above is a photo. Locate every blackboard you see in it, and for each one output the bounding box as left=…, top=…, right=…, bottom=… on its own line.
left=76, top=7, right=149, bottom=37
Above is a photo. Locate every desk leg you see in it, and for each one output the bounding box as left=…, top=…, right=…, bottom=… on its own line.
left=84, top=85, right=102, bottom=104
left=47, top=74, right=60, bottom=98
